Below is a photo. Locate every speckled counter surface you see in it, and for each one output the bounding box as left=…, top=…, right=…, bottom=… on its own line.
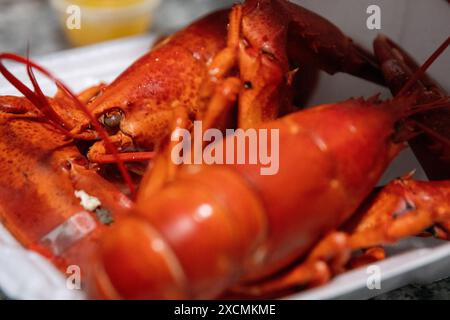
left=0, top=0, right=68, bottom=54
left=0, top=0, right=449, bottom=300
left=373, top=279, right=450, bottom=300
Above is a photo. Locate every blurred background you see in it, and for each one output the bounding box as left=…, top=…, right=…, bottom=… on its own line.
left=0, top=0, right=449, bottom=300
left=0, top=0, right=234, bottom=54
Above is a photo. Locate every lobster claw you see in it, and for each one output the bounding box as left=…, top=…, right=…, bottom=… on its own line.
left=282, top=0, right=385, bottom=85
left=374, top=35, right=447, bottom=99
left=236, top=0, right=385, bottom=128
left=240, top=0, right=384, bottom=84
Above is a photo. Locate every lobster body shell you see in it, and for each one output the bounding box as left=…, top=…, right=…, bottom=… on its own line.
left=92, top=100, right=401, bottom=299
left=0, top=96, right=131, bottom=269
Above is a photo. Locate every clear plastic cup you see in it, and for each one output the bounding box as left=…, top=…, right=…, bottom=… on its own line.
left=50, top=0, right=160, bottom=47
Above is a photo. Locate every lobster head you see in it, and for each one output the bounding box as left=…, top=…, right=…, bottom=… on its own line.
left=80, top=76, right=178, bottom=156
left=75, top=8, right=232, bottom=160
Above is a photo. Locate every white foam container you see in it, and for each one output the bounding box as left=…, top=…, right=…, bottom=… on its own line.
left=0, top=0, right=449, bottom=299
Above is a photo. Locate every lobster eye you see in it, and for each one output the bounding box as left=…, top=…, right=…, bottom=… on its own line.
left=101, top=109, right=123, bottom=129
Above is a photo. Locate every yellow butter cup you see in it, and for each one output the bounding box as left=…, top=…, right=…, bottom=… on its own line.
left=50, top=0, right=160, bottom=47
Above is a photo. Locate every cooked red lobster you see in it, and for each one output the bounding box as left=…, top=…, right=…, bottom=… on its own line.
left=0, top=0, right=449, bottom=299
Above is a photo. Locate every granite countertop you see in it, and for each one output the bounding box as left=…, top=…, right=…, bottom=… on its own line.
left=373, top=279, right=450, bottom=300
left=0, top=0, right=449, bottom=300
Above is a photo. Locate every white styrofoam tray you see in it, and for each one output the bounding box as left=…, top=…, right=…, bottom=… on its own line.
left=0, top=0, right=449, bottom=299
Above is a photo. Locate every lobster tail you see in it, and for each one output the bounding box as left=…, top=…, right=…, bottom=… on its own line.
left=237, top=0, right=385, bottom=127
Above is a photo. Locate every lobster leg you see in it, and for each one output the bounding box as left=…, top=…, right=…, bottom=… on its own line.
left=137, top=106, right=192, bottom=200
left=348, top=247, right=386, bottom=269
left=311, top=177, right=450, bottom=269
left=86, top=131, right=156, bottom=165
left=435, top=222, right=450, bottom=240
left=201, top=77, right=241, bottom=132
left=226, top=232, right=348, bottom=298
left=200, top=6, right=242, bottom=131
left=227, top=260, right=331, bottom=298
left=345, top=176, right=450, bottom=249
left=205, top=5, right=242, bottom=82
left=374, top=35, right=450, bottom=180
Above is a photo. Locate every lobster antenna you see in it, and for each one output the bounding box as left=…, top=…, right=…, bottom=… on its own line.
left=0, top=54, right=73, bottom=135
left=26, top=51, right=75, bottom=133
left=410, top=119, right=450, bottom=153
left=405, top=97, right=450, bottom=117
left=0, top=53, right=136, bottom=198
left=391, top=37, right=450, bottom=149
left=396, top=36, right=450, bottom=98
